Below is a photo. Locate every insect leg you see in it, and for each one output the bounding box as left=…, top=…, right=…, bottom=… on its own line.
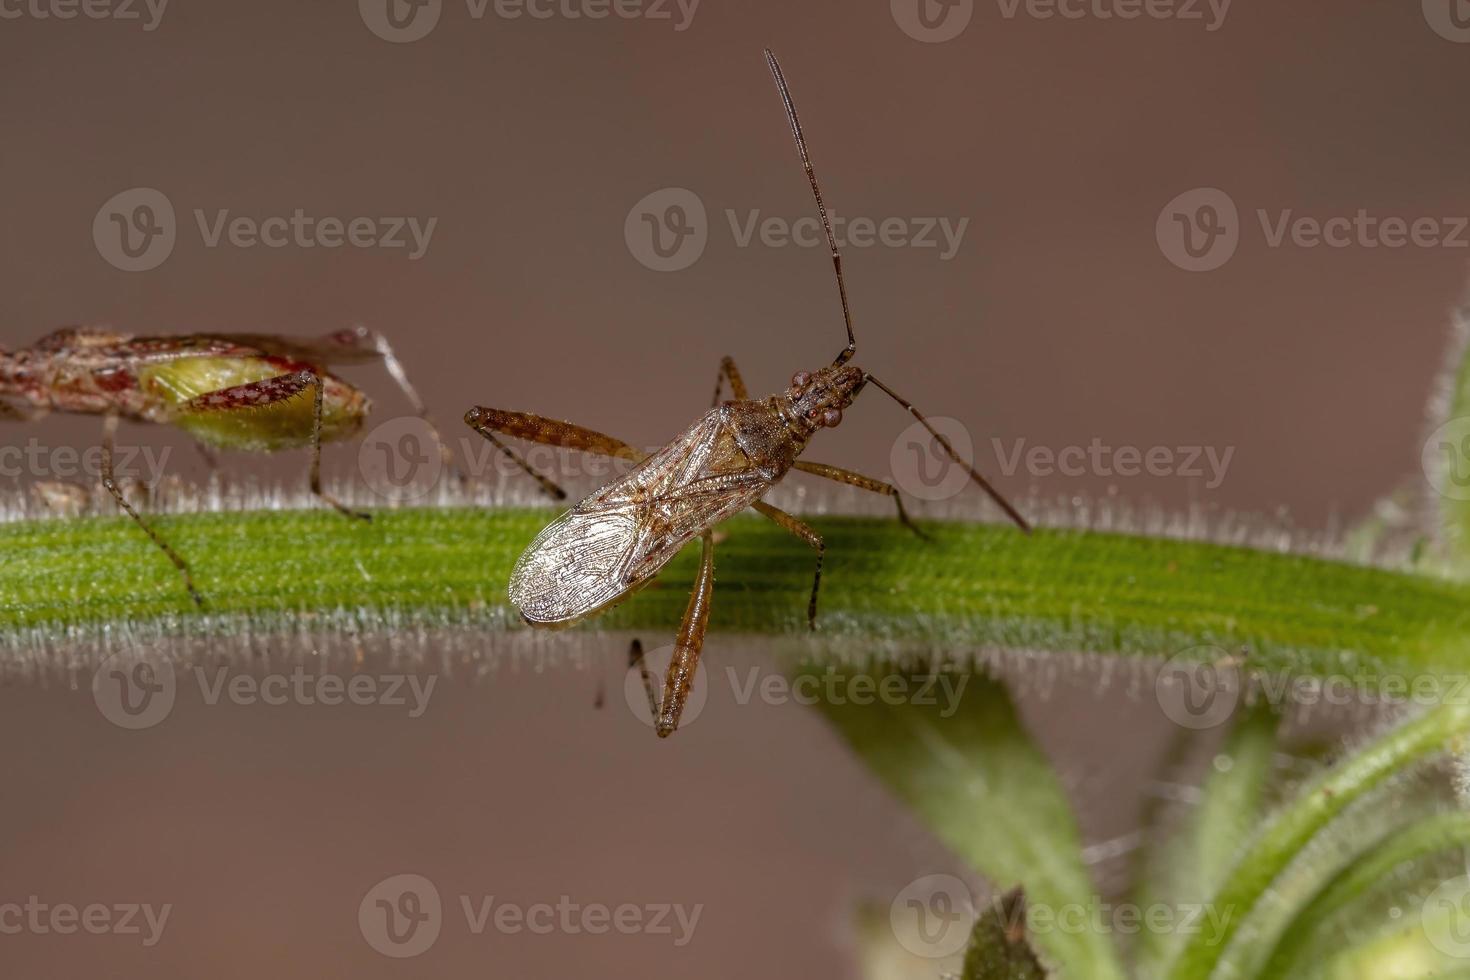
left=324, top=326, right=464, bottom=486
left=0, top=400, right=46, bottom=422
left=751, top=500, right=824, bottom=630
left=183, top=370, right=371, bottom=521
left=656, top=531, right=716, bottom=738
left=463, top=407, right=647, bottom=502
left=710, top=355, right=748, bottom=406
left=862, top=373, right=1033, bottom=534
left=792, top=460, right=928, bottom=540
left=626, top=638, right=663, bottom=720
left=100, top=412, right=203, bottom=607
left=193, top=442, right=219, bottom=473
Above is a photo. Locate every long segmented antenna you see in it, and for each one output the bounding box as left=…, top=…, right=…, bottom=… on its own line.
left=765, top=49, right=856, bottom=366
left=864, top=373, right=1033, bottom=534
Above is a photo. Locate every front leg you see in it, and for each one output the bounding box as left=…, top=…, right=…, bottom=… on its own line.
left=792, top=460, right=927, bottom=539
left=710, top=355, right=748, bottom=406
left=751, top=500, right=824, bottom=629
left=183, top=370, right=369, bottom=521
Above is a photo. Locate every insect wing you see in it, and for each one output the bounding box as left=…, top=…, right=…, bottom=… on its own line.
left=508, top=409, right=769, bottom=625
left=508, top=504, right=643, bottom=625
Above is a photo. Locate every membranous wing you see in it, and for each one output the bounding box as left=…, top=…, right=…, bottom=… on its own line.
left=509, top=407, right=772, bottom=625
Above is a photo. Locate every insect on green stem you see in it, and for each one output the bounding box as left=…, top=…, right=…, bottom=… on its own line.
left=463, top=50, right=1031, bottom=738
left=0, top=325, right=455, bottom=606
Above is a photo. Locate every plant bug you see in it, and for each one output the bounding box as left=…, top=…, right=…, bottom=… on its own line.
left=0, top=324, right=452, bottom=605
left=465, top=50, right=1031, bottom=738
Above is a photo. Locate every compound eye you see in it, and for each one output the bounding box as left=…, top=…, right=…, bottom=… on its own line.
left=791, top=371, right=811, bottom=390
left=823, top=409, right=843, bottom=428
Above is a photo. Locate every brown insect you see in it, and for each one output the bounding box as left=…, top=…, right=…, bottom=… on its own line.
left=465, top=50, right=1031, bottom=738
left=0, top=324, right=450, bottom=605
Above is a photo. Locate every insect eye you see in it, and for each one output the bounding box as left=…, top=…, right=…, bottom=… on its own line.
left=791, top=371, right=811, bottom=390
left=805, top=407, right=821, bottom=422
left=823, top=409, right=842, bottom=427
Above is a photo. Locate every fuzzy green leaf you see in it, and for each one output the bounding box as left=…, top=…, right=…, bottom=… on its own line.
left=962, top=888, right=1050, bottom=980
left=806, top=667, right=1125, bottom=980
left=1165, top=701, right=1470, bottom=980
left=1131, top=706, right=1279, bottom=979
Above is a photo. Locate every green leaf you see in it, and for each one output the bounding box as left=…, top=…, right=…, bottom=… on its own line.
left=1165, top=701, right=1470, bottom=980
left=1256, top=810, right=1470, bottom=980
left=962, top=888, right=1050, bottom=980
left=805, top=666, right=1125, bottom=980
left=1132, top=705, right=1279, bottom=979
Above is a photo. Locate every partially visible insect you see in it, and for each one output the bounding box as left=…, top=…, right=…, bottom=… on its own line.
left=465, top=50, right=1031, bottom=738
left=0, top=324, right=452, bottom=605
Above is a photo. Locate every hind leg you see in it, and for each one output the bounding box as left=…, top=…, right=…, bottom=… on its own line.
left=464, top=407, right=646, bottom=501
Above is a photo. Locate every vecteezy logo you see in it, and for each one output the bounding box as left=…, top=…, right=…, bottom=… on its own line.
left=92, top=653, right=177, bottom=729
left=359, top=416, right=444, bottom=502
left=624, top=188, right=708, bottom=272
left=1156, top=188, right=1239, bottom=272
left=1424, top=0, right=1470, bottom=42
left=1155, top=646, right=1240, bottom=730
left=890, top=874, right=974, bottom=959
left=359, top=873, right=443, bottom=958
left=93, top=188, right=176, bottom=272
left=891, top=0, right=974, bottom=43
left=1423, top=417, right=1470, bottom=502
left=1423, top=876, right=1470, bottom=958
left=359, top=0, right=442, bottom=42
left=624, top=644, right=709, bottom=729
left=890, top=417, right=974, bottom=502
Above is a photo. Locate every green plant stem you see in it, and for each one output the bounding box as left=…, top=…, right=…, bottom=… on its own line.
left=2, top=508, right=1470, bottom=674
left=1165, top=701, right=1470, bottom=980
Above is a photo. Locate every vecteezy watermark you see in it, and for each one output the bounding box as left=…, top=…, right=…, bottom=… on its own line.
left=993, top=0, right=1231, bottom=29
left=623, top=644, right=709, bottom=729
left=1423, top=875, right=1470, bottom=959
left=889, top=874, right=1235, bottom=959
left=624, top=187, right=708, bottom=273
left=621, top=656, right=970, bottom=731
left=1154, top=646, right=1470, bottom=731
left=93, top=188, right=437, bottom=272
left=888, top=418, right=1235, bottom=503
left=91, top=655, right=436, bottom=729
left=991, top=438, right=1234, bottom=490
left=1423, top=0, right=1470, bottom=43
left=890, top=0, right=1228, bottom=42
left=358, top=416, right=447, bottom=502
left=0, top=0, right=169, bottom=30
left=0, top=439, right=171, bottom=484
left=357, top=873, right=702, bottom=958
left=623, top=187, right=969, bottom=273
left=1157, top=187, right=1470, bottom=272
left=1423, top=416, right=1470, bottom=502
left=358, top=0, right=699, bottom=44
left=891, top=0, right=975, bottom=43
left=0, top=898, right=171, bottom=946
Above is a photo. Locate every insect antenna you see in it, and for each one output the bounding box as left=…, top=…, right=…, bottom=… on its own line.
left=764, top=49, right=856, bottom=366
left=863, top=373, right=1033, bottom=534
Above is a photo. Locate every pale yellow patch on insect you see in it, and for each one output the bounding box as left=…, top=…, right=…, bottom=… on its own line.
left=139, top=357, right=367, bottom=452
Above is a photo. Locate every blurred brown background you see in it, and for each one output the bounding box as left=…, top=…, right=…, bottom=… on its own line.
left=2, top=0, right=1469, bottom=976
